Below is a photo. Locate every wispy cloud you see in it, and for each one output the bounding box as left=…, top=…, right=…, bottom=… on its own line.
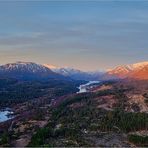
left=0, top=1, right=148, bottom=70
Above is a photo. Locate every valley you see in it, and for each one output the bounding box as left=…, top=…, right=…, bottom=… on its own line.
left=0, top=61, right=148, bottom=147
left=28, top=79, right=148, bottom=147
left=0, top=78, right=83, bottom=147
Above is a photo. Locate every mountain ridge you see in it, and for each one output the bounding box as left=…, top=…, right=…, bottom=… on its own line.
left=107, top=61, right=148, bottom=80
left=0, top=61, right=147, bottom=80
left=44, top=64, right=104, bottom=81
left=0, top=61, right=68, bottom=81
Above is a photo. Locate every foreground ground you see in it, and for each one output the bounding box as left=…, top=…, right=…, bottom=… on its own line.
left=0, top=79, right=148, bottom=147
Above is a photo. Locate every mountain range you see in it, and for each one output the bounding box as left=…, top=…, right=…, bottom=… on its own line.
left=44, top=64, right=104, bottom=81
left=0, top=61, right=147, bottom=81
left=106, top=61, right=148, bottom=80
left=0, top=61, right=67, bottom=81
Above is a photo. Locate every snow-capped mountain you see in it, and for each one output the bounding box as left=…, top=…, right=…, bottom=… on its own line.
left=43, top=64, right=104, bottom=81
left=0, top=62, right=103, bottom=81
left=0, top=61, right=51, bottom=73
left=0, top=62, right=67, bottom=80
left=43, top=64, right=57, bottom=69
left=106, top=61, right=148, bottom=79
left=1, top=61, right=147, bottom=81
left=53, top=68, right=84, bottom=77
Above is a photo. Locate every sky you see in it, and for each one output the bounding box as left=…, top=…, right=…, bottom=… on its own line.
left=0, top=1, right=148, bottom=71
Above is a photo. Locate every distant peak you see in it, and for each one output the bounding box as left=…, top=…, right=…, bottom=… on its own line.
left=16, top=61, right=32, bottom=64
left=43, top=64, right=58, bottom=69
left=108, top=61, right=148, bottom=71
left=132, top=61, right=148, bottom=68
left=106, top=61, right=148, bottom=79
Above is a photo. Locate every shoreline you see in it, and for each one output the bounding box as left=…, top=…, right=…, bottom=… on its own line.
left=77, top=81, right=100, bottom=93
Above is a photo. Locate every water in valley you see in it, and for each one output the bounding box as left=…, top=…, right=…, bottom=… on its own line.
left=0, top=109, right=14, bottom=123
left=77, top=81, right=100, bottom=93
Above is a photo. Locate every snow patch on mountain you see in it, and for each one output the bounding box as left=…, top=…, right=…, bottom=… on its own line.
left=43, top=64, right=58, bottom=69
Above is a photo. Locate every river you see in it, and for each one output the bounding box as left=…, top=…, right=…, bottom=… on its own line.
left=77, top=81, right=100, bottom=93
left=0, top=109, right=14, bottom=123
